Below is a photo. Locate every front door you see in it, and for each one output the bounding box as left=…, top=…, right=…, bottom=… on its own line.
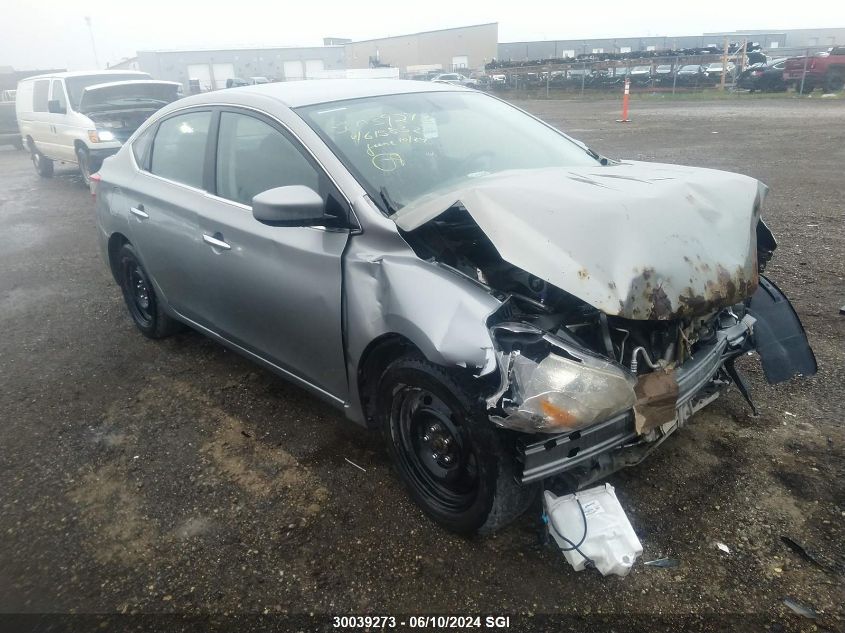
left=196, top=109, right=350, bottom=399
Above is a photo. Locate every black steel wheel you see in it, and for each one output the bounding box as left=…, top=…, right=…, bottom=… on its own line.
left=117, top=243, right=181, bottom=339
left=377, top=356, right=535, bottom=534
left=390, top=385, right=479, bottom=515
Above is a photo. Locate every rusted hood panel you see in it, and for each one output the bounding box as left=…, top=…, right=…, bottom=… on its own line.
left=394, top=162, right=765, bottom=320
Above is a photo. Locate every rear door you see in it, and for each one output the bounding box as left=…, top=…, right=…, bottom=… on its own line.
left=196, top=108, right=350, bottom=398
left=123, top=108, right=213, bottom=324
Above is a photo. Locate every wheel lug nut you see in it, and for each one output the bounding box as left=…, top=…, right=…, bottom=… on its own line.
left=432, top=452, right=439, bottom=460
left=422, top=434, right=430, bottom=442
left=429, top=424, right=438, bottom=433
left=443, top=455, right=453, bottom=464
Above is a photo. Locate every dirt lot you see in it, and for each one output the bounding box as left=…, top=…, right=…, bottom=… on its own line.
left=0, top=96, right=843, bottom=631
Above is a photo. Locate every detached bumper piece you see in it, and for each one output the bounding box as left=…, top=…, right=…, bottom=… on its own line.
left=747, top=276, right=817, bottom=383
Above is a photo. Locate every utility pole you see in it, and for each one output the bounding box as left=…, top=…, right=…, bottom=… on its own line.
left=84, top=16, right=100, bottom=68
left=720, top=36, right=729, bottom=91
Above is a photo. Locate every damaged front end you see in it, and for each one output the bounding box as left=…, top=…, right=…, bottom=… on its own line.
left=485, top=272, right=816, bottom=485
left=398, top=172, right=816, bottom=488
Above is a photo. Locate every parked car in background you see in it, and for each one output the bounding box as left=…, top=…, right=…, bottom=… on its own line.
left=93, top=79, right=815, bottom=535
left=629, top=66, right=653, bottom=84
left=784, top=47, right=845, bottom=93
left=432, top=73, right=465, bottom=85
left=17, top=70, right=181, bottom=184
left=737, top=58, right=788, bottom=92
left=703, top=62, right=736, bottom=82
left=0, top=89, right=23, bottom=149
left=675, top=64, right=707, bottom=85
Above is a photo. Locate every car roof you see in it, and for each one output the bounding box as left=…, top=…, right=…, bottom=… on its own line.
left=178, top=79, right=468, bottom=109
left=20, top=70, right=150, bottom=81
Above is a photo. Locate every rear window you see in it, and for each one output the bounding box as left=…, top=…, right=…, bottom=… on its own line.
left=33, top=80, right=49, bottom=112
left=149, top=111, right=212, bottom=189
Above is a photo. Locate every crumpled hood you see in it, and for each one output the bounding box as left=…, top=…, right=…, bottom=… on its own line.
left=394, top=161, right=766, bottom=320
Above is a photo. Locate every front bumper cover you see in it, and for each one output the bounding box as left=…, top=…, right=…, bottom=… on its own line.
left=514, top=276, right=816, bottom=484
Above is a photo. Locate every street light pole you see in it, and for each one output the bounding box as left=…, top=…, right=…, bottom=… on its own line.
left=84, top=16, right=100, bottom=68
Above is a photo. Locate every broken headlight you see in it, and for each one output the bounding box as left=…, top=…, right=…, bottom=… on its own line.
left=489, top=324, right=637, bottom=434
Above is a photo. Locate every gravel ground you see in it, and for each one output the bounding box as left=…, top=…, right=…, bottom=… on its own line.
left=0, top=96, right=842, bottom=632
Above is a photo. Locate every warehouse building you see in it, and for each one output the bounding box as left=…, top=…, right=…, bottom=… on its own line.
left=112, top=46, right=346, bottom=91
left=343, top=23, right=498, bottom=74
left=111, top=23, right=497, bottom=92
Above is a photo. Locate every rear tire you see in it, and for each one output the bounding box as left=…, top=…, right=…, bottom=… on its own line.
left=376, top=356, right=535, bottom=535
left=117, top=243, right=182, bottom=339
left=30, top=144, right=53, bottom=177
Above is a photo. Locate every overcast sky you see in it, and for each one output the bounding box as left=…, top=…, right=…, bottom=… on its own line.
left=3, top=0, right=845, bottom=70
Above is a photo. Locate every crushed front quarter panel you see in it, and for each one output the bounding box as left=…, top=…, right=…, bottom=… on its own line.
left=395, top=162, right=766, bottom=320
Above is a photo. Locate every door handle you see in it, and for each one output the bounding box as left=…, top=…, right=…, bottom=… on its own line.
left=130, top=205, right=149, bottom=219
left=203, top=233, right=231, bottom=250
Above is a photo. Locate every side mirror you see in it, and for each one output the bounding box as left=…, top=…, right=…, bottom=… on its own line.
left=252, top=186, right=337, bottom=227
left=47, top=99, right=65, bottom=114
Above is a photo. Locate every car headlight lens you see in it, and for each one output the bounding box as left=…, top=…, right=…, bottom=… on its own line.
left=87, top=129, right=115, bottom=143
left=490, top=324, right=637, bottom=433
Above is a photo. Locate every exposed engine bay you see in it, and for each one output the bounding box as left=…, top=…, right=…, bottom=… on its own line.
left=404, top=205, right=758, bottom=370
left=87, top=109, right=160, bottom=143
left=402, top=203, right=816, bottom=485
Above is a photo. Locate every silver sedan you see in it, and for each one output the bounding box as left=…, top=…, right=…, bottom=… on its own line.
left=93, top=79, right=815, bottom=534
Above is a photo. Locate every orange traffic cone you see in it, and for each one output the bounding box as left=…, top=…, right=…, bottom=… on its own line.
left=616, top=78, right=631, bottom=123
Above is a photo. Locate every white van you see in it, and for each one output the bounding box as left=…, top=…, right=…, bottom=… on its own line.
left=16, top=71, right=181, bottom=184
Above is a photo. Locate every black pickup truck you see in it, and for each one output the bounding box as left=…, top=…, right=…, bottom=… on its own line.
left=0, top=90, right=23, bottom=149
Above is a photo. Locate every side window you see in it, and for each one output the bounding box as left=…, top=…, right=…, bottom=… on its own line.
left=132, top=126, right=155, bottom=169
left=149, top=111, right=212, bottom=188
left=50, top=80, right=67, bottom=112
left=33, top=80, right=50, bottom=112
left=215, top=111, right=319, bottom=206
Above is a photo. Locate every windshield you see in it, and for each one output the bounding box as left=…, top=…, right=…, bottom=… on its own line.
left=65, top=73, right=151, bottom=109
left=297, top=91, right=597, bottom=213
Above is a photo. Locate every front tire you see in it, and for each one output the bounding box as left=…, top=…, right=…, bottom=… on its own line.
left=76, top=146, right=94, bottom=186
left=377, top=356, right=535, bottom=535
left=117, top=243, right=181, bottom=339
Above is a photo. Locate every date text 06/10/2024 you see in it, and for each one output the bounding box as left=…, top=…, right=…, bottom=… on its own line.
left=332, top=615, right=511, bottom=628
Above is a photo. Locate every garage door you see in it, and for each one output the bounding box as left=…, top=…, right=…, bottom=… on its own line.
left=283, top=61, right=304, bottom=81
left=451, top=55, right=469, bottom=70
left=211, top=63, right=236, bottom=89
left=187, top=64, right=213, bottom=92
left=304, top=59, right=325, bottom=78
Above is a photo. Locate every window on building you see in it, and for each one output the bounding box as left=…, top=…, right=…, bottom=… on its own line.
left=646, top=45, right=656, bottom=52
left=149, top=110, right=212, bottom=189
left=215, top=112, right=319, bottom=206
left=770, top=41, right=779, bottom=49
left=592, top=48, right=604, bottom=54
left=620, top=47, right=632, bottom=53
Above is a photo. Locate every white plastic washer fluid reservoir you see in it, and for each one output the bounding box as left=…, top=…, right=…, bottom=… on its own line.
left=544, top=483, right=643, bottom=577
